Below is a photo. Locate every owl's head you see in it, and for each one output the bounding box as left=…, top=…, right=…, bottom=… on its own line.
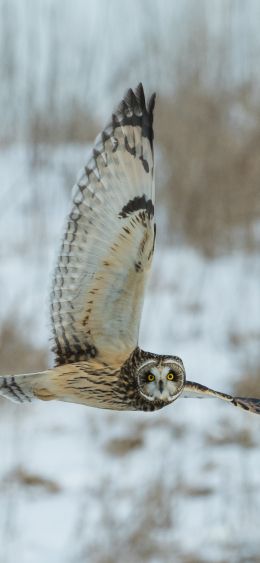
left=136, top=354, right=185, bottom=405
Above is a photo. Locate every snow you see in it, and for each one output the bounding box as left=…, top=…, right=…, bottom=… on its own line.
left=0, top=145, right=260, bottom=563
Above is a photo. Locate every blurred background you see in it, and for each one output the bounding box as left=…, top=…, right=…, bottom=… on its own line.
left=0, top=1, right=260, bottom=562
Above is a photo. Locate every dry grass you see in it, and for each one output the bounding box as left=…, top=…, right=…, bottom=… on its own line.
left=105, top=435, right=144, bottom=456
left=2, top=1, right=260, bottom=256
left=156, top=81, right=260, bottom=256
left=234, top=362, right=260, bottom=398
left=104, top=416, right=187, bottom=457
left=205, top=427, right=256, bottom=449
left=177, top=483, right=214, bottom=497
left=0, top=318, right=48, bottom=375
left=2, top=467, right=61, bottom=494
left=28, top=106, right=98, bottom=146
left=78, top=470, right=217, bottom=563
left=228, top=330, right=260, bottom=350
left=83, top=478, right=176, bottom=563
left=132, top=416, right=187, bottom=439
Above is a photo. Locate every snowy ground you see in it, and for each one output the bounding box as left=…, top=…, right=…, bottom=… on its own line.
left=0, top=145, right=260, bottom=563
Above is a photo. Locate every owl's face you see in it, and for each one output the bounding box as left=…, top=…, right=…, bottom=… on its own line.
left=137, top=357, right=185, bottom=404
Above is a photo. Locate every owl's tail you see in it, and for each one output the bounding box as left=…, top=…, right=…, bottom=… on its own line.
left=0, top=371, right=49, bottom=403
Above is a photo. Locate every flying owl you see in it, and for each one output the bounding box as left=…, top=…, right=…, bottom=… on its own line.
left=0, top=84, right=259, bottom=415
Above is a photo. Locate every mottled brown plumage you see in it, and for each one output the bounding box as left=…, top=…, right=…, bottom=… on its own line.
left=1, top=84, right=259, bottom=416
left=31, top=347, right=185, bottom=412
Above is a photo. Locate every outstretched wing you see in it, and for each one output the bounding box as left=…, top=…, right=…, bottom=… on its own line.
left=50, top=84, right=156, bottom=366
left=182, top=381, right=260, bottom=415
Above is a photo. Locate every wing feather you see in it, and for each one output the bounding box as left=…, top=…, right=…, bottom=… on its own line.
left=183, top=381, right=260, bottom=415
left=50, top=84, right=156, bottom=366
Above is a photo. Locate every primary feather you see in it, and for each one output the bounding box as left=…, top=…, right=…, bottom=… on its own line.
left=50, top=83, right=156, bottom=367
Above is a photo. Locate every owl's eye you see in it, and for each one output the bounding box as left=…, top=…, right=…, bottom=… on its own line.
left=167, top=372, right=175, bottom=381
left=146, top=373, right=155, bottom=382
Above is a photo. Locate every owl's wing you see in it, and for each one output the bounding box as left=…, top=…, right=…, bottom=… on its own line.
left=182, top=381, right=260, bottom=415
left=50, top=84, right=156, bottom=366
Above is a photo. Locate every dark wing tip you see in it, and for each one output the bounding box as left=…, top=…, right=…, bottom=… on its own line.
left=235, top=396, right=260, bottom=414
left=124, top=87, right=136, bottom=109
left=104, top=83, right=156, bottom=149
left=123, top=82, right=156, bottom=121
left=148, top=92, right=156, bottom=116
left=134, top=83, right=145, bottom=106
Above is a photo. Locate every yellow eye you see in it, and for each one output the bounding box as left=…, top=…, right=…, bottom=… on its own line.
left=147, top=373, right=155, bottom=382
left=167, top=372, right=175, bottom=381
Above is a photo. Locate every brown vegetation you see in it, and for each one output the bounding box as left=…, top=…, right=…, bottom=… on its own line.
left=1, top=2, right=260, bottom=256
left=0, top=318, right=48, bottom=375
left=156, top=81, right=260, bottom=255
left=234, top=362, right=260, bottom=398
left=2, top=467, right=61, bottom=494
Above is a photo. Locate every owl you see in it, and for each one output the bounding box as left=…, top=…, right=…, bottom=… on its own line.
left=0, top=84, right=259, bottom=415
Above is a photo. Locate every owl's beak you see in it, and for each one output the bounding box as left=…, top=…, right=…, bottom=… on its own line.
left=159, top=380, right=164, bottom=394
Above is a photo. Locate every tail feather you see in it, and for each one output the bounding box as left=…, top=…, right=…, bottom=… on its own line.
left=0, top=372, right=47, bottom=404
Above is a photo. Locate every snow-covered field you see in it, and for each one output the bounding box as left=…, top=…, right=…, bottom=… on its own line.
left=0, top=146, right=260, bottom=563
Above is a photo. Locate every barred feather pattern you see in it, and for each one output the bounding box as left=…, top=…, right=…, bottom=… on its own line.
left=182, top=381, right=260, bottom=415
left=50, top=84, right=156, bottom=367
left=0, top=372, right=47, bottom=403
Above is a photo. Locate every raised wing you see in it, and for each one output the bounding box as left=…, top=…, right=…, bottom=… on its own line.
left=182, top=381, right=260, bottom=415
left=50, top=84, right=156, bottom=366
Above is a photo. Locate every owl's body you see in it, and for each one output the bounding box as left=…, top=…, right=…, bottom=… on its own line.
left=1, top=84, right=259, bottom=416
left=1, top=348, right=184, bottom=412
